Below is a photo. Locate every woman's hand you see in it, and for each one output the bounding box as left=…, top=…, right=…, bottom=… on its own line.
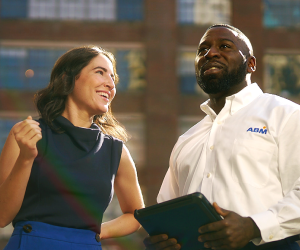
left=12, top=116, right=42, bottom=161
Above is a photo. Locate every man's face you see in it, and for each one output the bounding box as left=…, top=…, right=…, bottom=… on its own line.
left=195, top=27, right=249, bottom=95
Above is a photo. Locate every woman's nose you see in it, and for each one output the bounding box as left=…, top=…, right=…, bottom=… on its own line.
left=105, top=75, right=115, bottom=89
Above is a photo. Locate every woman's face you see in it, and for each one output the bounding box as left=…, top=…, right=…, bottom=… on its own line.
left=67, top=53, right=116, bottom=117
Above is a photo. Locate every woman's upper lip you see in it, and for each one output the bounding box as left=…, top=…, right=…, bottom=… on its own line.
left=96, top=90, right=110, bottom=99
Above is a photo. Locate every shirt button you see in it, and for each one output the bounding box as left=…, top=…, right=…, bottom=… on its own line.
left=269, top=235, right=274, bottom=240
left=207, top=173, right=211, bottom=178
left=210, top=146, right=214, bottom=150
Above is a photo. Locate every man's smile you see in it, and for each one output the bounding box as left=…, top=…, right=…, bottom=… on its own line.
left=203, top=66, right=222, bottom=75
left=200, top=62, right=225, bottom=76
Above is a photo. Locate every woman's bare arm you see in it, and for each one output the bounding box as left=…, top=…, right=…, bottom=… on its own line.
left=100, top=144, right=144, bottom=239
left=0, top=116, right=42, bottom=227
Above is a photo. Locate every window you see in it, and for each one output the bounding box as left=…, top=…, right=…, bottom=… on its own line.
left=264, top=54, right=300, bottom=98
left=117, top=0, right=143, bottom=21
left=114, top=49, right=146, bottom=92
left=0, top=46, right=146, bottom=92
left=0, top=0, right=27, bottom=18
left=28, top=0, right=116, bottom=20
left=0, top=0, right=144, bottom=21
left=0, top=48, right=65, bottom=90
left=178, top=50, right=204, bottom=95
left=0, top=48, right=26, bottom=89
left=116, top=114, right=145, bottom=167
left=263, top=0, right=300, bottom=28
left=28, top=49, right=66, bottom=90
left=177, top=0, right=231, bottom=25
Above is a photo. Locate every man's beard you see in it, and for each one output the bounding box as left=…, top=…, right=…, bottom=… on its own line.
left=196, top=61, right=247, bottom=94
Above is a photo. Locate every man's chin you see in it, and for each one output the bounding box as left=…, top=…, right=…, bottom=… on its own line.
left=201, top=83, right=235, bottom=95
left=202, top=89, right=221, bottom=94
left=197, top=79, right=229, bottom=95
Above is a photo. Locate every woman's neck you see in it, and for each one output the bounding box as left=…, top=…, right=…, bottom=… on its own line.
left=61, top=110, right=93, bottom=128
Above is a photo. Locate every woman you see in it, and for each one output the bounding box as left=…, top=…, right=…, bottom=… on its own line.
left=0, top=45, right=144, bottom=249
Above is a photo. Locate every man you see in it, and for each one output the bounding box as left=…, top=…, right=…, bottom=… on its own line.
left=144, top=24, right=300, bottom=250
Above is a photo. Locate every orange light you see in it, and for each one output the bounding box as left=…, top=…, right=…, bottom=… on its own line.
left=25, top=69, right=34, bottom=78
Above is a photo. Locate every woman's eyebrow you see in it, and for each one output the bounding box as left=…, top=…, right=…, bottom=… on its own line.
left=93, top=66, right=115, bottom=79
left=92, top=66, right=107, bottom=72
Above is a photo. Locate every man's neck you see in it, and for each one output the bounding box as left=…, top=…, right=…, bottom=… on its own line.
left=207, top=81, right=249, bottom=115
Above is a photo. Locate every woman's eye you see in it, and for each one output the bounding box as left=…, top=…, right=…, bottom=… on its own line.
left=97, top=71, right=104, bottom=75
left=111, top=75, right=115, bottom=82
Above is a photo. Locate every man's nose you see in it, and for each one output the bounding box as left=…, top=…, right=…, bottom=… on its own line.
left=204, top=46, right=220, bottom=58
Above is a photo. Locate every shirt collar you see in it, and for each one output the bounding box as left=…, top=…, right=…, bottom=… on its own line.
left=200, top=83, right=263, bottom=119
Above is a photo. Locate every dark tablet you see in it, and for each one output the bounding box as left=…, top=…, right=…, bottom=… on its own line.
left=134, top=192, right=222, bottom=250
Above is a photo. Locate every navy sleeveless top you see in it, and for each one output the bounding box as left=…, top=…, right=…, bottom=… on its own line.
left=13, top=116, right=123, bottom=234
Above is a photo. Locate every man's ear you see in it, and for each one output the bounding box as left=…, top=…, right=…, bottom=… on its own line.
left=247, top=56, right=256, bottom=73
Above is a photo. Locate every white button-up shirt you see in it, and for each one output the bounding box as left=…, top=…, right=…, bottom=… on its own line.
left=158, top=83, right=300, bottom=244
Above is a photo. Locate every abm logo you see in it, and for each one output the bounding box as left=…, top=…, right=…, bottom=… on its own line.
left=247, top=126, right=267, bottom=134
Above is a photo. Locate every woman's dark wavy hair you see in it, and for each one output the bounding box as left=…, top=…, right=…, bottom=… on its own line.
left=34, top=45, right=129, bottom=142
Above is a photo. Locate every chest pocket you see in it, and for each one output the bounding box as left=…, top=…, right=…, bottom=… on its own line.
left=231, top=139, right=276, bottom=188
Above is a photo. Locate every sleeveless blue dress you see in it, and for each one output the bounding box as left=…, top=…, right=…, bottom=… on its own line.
left=5, top=116, right=123, bottom=250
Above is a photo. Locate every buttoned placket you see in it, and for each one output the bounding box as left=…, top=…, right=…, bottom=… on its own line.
left=200, top=98, right=232, bottom=201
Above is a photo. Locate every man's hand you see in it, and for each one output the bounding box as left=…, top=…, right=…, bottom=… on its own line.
left=143, top=234, right=181, bottom=250
left=198, top=202, right=261, bottom=250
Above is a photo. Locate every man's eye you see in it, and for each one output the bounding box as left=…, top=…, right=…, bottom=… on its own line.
left=221, top=44, right=230, bottom=49
left=198, top=48, right=208, bottom=54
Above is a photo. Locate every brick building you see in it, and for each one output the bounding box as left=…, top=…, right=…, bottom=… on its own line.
left=0, top=0, right=300, bottom=249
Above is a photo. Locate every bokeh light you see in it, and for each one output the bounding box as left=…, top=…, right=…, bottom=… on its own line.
left=25, top=69, right=34, bottom=78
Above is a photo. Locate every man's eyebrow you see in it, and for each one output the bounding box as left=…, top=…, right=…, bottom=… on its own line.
left=199, top=38, right=236, bottom=47
left=219, top=38, right=236, bottom=44
left=92, top=66, right=107, bottom=72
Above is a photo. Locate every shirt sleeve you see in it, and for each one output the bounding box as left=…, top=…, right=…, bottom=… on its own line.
left=250, top=109, right=300, bottom=244
left=157, top=143, right=180, bottom=203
